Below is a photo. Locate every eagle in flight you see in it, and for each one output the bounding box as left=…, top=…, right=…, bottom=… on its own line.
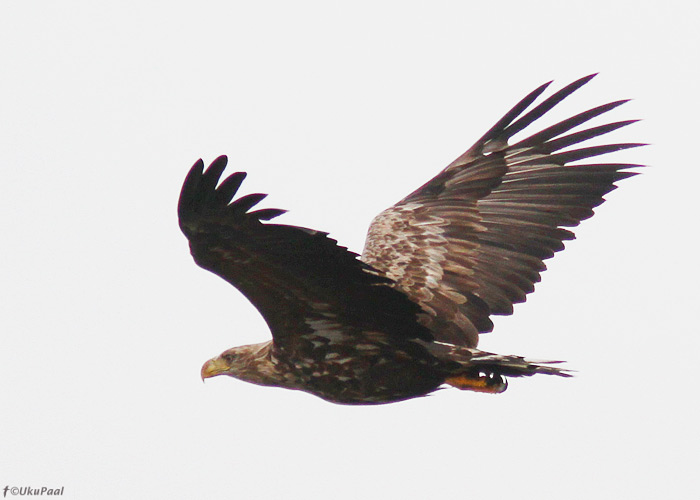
left=178, top=74, right=641, bottom=405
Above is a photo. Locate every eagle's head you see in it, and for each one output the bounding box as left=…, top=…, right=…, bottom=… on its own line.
left=200, top=341, right=283, bottom=387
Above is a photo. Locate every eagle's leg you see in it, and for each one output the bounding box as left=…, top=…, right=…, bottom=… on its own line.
left=444, top=372, right=508, bottom=394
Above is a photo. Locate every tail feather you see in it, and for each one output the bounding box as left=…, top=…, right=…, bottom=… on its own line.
left=428, top=341, right=571, bottom=393
left=466, top=350, right=572, bottom=378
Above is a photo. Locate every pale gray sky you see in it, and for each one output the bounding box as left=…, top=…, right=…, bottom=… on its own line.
left=1, top=1, right=698, bottom=499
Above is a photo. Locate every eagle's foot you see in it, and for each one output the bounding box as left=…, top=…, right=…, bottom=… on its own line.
left=444, top=372, right=508, bottom=394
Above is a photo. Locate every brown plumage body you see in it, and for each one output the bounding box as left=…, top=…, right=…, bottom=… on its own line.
left=180, top=75, right=642, bottom=404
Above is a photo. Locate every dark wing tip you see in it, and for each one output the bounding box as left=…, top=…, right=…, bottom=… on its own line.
left=502, top=74, right=599, bottom=140
left=249, top=208, right=287, bottom=220
left=204, top=155, right=229, bottom=179
left=178, top=156, right=286, bottom=237
left=229, top=192, right=268, bottom=213
left=177, top=158, right=206, bottom=224
left=475, top=80, right=553, bottom=148
left=577, top=72, right=599, bottom=84
left=475, top=74, right=603, bottom=152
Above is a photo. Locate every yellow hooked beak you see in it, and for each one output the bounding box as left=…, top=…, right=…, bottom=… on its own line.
left=201, top=357, right=230, bottom=381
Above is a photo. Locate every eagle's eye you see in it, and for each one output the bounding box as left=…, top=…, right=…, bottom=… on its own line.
left=222, top=353, right=236, bottom=364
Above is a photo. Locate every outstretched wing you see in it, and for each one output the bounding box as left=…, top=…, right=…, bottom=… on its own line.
left=178, top=156, right=431, bottom=344
left=361, top=75, right=643, bottom=347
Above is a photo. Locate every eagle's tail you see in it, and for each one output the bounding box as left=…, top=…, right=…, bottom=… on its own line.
left=429, top=342, right=571, bottom=394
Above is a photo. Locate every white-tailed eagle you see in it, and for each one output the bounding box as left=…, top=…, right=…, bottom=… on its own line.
left=178, top=75, right=641, bottom=404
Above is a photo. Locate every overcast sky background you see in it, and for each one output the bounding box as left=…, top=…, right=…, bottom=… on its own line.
left=1, top=1, right=698, bottom=499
